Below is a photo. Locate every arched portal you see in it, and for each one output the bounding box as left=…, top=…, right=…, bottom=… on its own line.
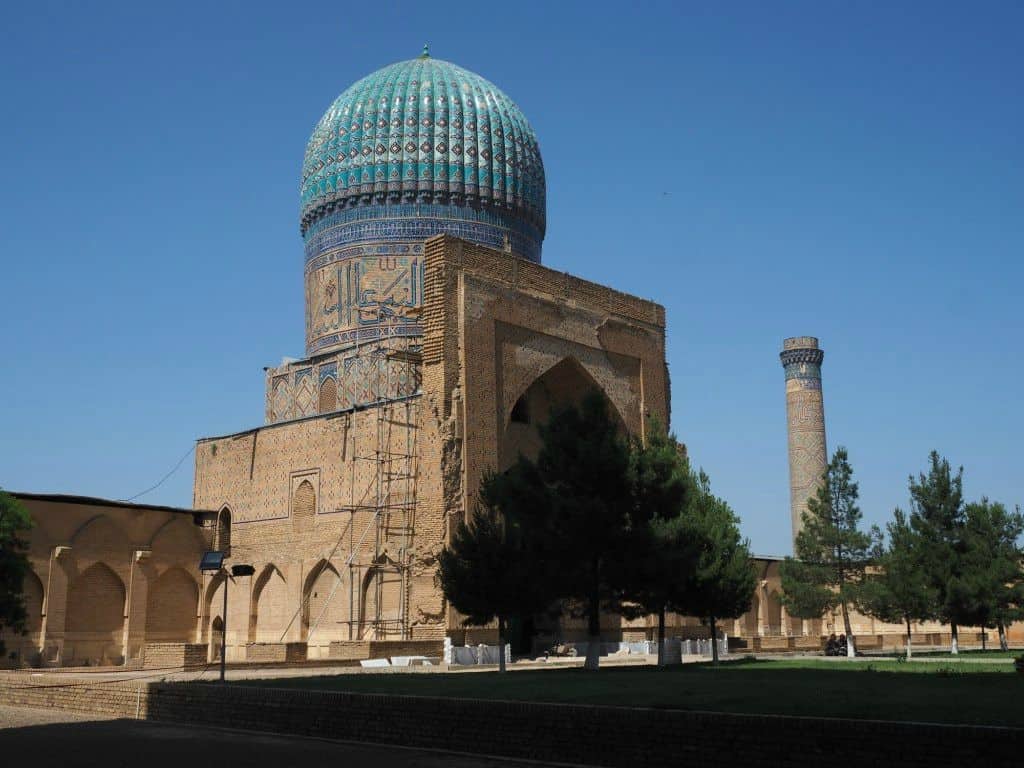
left=500, top=357, right=627, bottom=470
left=209, top=616, right=224, bottom=663
left=743, top=592, right=761, bottom=637
left=145, top=568, right=199, bottom=643
left=250, top=565, right=289, bottom=643
left=202, top=575, right=225, bottom=643
left=66, top=562, right=126, bottom=665
left=22, top=570, right=44, bottom=639
left=764, top=590, right=784, bottom=636
left=302, top=561, right=344, bottom=646
left=358, top=560, right=403, bottom=640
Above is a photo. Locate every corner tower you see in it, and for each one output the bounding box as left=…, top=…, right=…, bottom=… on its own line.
left=780, top=336, right=827, bottom=547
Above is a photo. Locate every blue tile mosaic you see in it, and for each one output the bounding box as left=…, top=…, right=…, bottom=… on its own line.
left=300, top=53, right=545, bottom=263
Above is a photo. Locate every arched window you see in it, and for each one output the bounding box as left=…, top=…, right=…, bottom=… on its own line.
left=216, top=507, right=231, bottom=555
left=319, top=377, right=338, bottom=414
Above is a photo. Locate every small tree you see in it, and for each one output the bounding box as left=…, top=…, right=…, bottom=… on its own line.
left=438, top=473, right=547, bottom=672
left=780, top=448, right=880, bottom=657
left=681, top=471, right=756, bottom=664
left=860, top=509, right=936, bottom=659
left=961, top=499, right=1024, bottom=650
left=907, top=452, right=967, bottom=654
left=622, top=421, right=694, bottom=666
left=0, top=490, right=33, bottom=657
left=508, top=391, right=635, bottom=671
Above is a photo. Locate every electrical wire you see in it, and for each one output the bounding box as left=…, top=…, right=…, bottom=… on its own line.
left=119, top=445, right=195, bottom=502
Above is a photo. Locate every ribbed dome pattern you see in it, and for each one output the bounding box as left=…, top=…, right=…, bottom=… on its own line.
left=300, top=56, right=546, bottom=243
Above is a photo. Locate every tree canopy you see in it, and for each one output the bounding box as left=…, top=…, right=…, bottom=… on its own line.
left=780, top=447, right=880, bottom=656
left=680, top=471, right=756, bottom=663
left=438, top=472, right=548, bottom=672
left=860, top=508, right=936, bottom=658
left=0, top=490, right=33, bottom=657
left=906, top=451, right=968, bottom=653
left=621, top=421, right=695, bottom=665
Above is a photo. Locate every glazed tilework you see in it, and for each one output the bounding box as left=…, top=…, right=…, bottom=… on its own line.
left=305, top=246, right=425, bottom=356
left=303, top=207, right=539, bottom=265
left=783, top=362, right=822, bottom=387
left=300, top=55, right=545, bottom=243
left=299, top=55, right=546, bottom=358
left=265, top=342, right=421, bottom=424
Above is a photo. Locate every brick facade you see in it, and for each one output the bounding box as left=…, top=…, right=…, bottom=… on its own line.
left=191, top=234, right=671, bottom=657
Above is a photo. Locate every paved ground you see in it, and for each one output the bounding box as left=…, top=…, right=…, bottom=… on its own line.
left=0, top=705, right=573, bottom=767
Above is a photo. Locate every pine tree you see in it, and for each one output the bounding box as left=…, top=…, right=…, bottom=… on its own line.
left=780, top=448, right=880, bottom=657
left=961, top=499, right=1024, bottom=650
left=508, top=390, right=635, bottom=671
left=0, top=490, right=33, bottom=657
left=621, top=420, right=694, bottom=666
left=437, top=473, right=547, bottom=672
left=681, top=471, right=756, bottom=664
left=907, top=451, right=967, bottom=654
left=860, top=509, right=936, bottom=659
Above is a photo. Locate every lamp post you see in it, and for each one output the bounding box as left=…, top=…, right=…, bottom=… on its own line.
left=199, top=552, right=254, bottom=683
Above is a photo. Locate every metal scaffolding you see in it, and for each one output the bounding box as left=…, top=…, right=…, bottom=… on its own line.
left=295, top=305, right=420, bottom=645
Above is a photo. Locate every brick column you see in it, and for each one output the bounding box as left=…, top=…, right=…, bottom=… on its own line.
left=40, top=546, right=71, bottom=664
left=121, top=550, right=152, bottom=664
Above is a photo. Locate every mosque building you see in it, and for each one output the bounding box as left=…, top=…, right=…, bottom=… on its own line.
left=4, top=51, right=992, bottom=668
left=190, top=49, right=671, bottom=659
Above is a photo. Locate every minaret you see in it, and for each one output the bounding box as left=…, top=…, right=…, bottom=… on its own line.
left=780, top=337, right=827, bottom=548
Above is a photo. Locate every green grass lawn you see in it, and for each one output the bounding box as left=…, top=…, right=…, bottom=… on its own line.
left=909, top=648, right=1020, bottom=660
left=236, top=658, right=1024, bottom=727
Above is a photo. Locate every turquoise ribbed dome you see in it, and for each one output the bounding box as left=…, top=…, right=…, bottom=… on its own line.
left=300, top=54, right=546, bottom=261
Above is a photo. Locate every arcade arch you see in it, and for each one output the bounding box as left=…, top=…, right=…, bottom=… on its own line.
left=250, top=565, right=289, bottom=643
left=302, top=560, right=344, bottom=644
left=65, top=562, right=125, bottom=665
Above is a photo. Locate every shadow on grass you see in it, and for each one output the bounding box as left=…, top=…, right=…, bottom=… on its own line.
left=231, top=659, right=1024, bottom=727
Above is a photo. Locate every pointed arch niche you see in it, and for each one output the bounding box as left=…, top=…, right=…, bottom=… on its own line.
left=302, top=560, right=344, bottom=646
left=499, top=357, right=627, bottom=471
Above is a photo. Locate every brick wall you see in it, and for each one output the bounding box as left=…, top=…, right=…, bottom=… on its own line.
left=245, top=643, right=308, bottom=663
left=0, top=675, right=1020, bottom=767
left=328, top=639, right=443, bottom=660
left=141, top=643, right=207, bottom=670
left=328, top=641, right=371, bottom=660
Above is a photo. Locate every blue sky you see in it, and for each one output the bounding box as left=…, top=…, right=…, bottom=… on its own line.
left=1, top=1, right=1020, bottom=555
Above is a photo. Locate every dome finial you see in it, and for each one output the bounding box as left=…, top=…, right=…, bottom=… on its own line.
left=420, top=43, right=430, bottom=59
